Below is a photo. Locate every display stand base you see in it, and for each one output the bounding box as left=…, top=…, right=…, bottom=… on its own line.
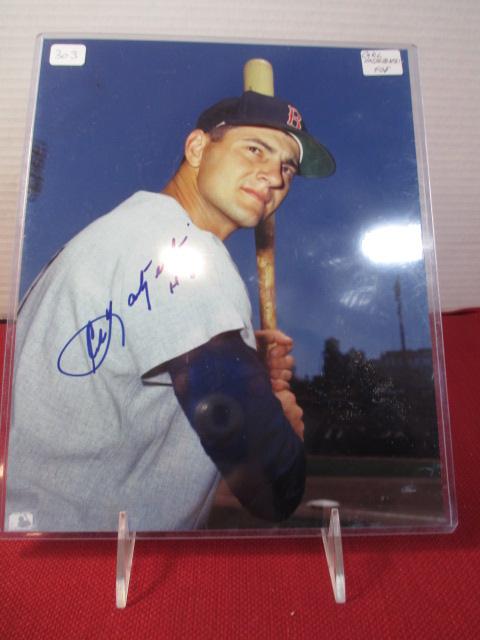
left=321, top=507, right=346, bottom=603
left=116, top=511, right=136, bottom=609
left=114, top=508, right=345, bottom=608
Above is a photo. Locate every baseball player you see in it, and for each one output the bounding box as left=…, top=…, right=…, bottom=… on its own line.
left=5, top=89, right=335, bottom=532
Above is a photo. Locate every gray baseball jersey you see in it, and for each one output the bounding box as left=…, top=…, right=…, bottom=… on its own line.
left=5, top=192, right=256, bottom=532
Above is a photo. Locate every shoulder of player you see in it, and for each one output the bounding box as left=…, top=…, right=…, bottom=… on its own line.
left=54, top=191, right=230, bottom=284
left=63, top=192, right=189, bottom=250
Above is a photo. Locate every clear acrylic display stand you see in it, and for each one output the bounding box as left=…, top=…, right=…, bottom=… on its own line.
left=321, top=507, right=346, bottom=604
left=114, top=508, right=345, bottom=608
left=116, top=511, right=136, bottom=609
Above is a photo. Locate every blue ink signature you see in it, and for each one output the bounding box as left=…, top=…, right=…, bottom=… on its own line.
left=57, top=301, right=126, bottom=377
left=57, top=233, right=193, bottom=376
left=127, top=235, right=190, bottom=306
left=128, top=260, right=152, bottom=310
left=166, top=235, right=189, bottom=294
left=173, top=235, right=188, bottom=248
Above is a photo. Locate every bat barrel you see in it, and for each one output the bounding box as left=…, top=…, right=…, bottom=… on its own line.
left=243, top=59, right=274, bottom=95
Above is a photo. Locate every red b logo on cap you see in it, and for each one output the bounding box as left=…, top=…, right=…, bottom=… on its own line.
left=287, top=105, right=302, bottom=130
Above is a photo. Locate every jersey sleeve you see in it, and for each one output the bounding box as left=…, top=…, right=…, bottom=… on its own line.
left=120, top=213, right=256, bottom=377
left=167, top=331, right=306, bottom=522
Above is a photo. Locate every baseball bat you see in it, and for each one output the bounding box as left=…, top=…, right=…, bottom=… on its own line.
left=243, top=59, right=277, bottom=331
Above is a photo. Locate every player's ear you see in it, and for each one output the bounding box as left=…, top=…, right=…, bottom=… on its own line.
left=184, top=129, right=209, bottom=169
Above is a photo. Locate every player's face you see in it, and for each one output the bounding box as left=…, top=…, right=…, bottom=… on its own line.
left=196, top=126, right=300, bottom=237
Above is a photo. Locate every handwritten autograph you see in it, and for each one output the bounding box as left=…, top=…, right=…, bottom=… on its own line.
left=58, top=234, right=193, bottom=377
left=128, top=260, right=153, bottom=311
left=57, top=301, right=126, bottom=377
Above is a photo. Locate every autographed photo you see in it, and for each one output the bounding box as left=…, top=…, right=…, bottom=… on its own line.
left=1, top=37, right=455, bottom=535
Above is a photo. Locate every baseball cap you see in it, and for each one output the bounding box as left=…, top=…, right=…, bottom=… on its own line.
left=196, top=91, right=335, bottom=178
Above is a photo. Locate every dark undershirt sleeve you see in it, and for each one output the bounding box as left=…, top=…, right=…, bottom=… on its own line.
left=166, top=331, right=306, bottom=522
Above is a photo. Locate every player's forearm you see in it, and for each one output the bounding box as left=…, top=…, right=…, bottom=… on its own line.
left=167, top=331, right=306, bottom=522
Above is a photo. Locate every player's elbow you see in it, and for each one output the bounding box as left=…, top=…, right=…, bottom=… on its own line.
left=271, top=451, right=306, bottom=521
left=225, top=448, right=306, bottom=523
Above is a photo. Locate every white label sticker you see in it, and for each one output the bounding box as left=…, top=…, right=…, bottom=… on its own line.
left=8, top=511, right=34, bottom=530
left=361, top=50, right=403, bottom=76
left=49, top=44, right=86, bottom=67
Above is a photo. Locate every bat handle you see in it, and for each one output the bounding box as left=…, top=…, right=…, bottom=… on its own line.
left=255, top=214, right=277, bottom=330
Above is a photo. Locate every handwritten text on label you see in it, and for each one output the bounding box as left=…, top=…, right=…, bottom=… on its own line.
left=361, top=50, right=403, bottom=76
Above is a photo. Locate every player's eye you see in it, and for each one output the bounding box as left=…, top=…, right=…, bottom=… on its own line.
left=247, top=145, right=262, bottom=155
left=282, top=164, right=296, bottom=179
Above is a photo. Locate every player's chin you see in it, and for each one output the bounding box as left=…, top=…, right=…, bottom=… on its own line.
left=236, top=206, right=266, bottom=228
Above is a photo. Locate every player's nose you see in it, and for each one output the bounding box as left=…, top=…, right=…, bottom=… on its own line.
left=258, top=159, right=284, bottom=188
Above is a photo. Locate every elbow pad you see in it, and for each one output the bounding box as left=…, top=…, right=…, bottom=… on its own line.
left=167, top=331, right=306, bottom=522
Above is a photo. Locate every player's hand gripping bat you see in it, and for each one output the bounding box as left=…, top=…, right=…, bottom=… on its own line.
left=243, top=59, right=277, bottom=332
